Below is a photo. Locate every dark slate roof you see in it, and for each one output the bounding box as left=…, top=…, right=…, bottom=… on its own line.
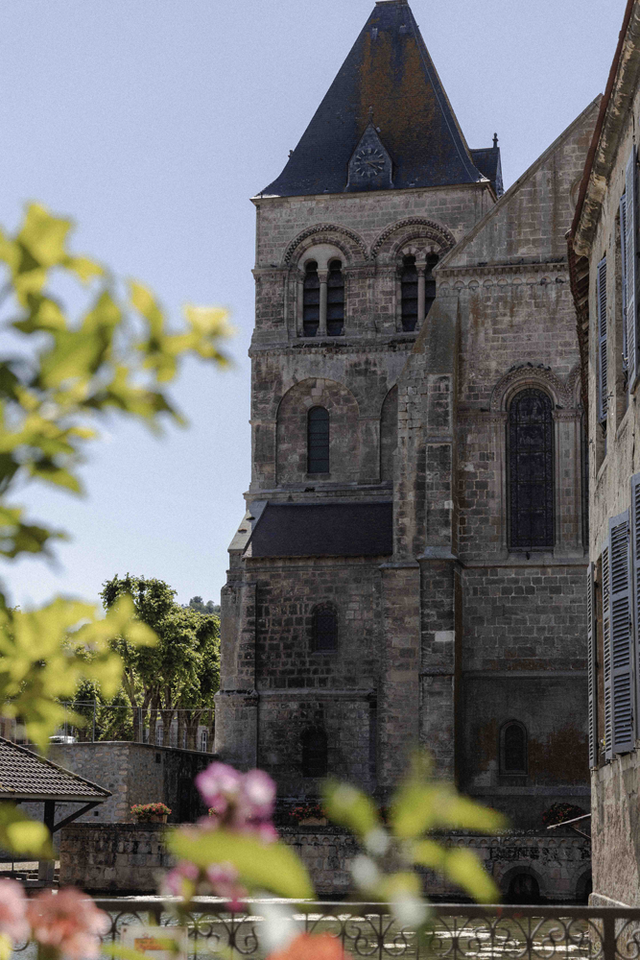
left=260, top=0, right=485, bottom=197
left=247, top=502, right=393, bottom=558
left=0, top=738, right=111, bottom=802
left=470, top=145, right=504, bottom=198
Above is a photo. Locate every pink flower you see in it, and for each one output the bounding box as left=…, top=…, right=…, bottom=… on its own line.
left=27, top=888, right=110, bottom=960
left=0, top=878, right=29, bottom=943
left=196, top=762, right=277, bottom=833
left=205, top=864, right=247, bottom=910
left=243, top=769, right=276, bottom=820
left=161, top=860, right=199, bottom=898
left=195, top=762, right=243, bottom=816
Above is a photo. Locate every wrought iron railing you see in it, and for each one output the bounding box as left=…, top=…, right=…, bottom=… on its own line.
left=15, top=900, right=637, bottom=960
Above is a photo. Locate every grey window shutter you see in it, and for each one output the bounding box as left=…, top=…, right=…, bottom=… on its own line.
left=602, top=540, right=612, bottom=760
left=626, top=145, right=638, bottom=392
left=609, top=510, right=634, bottom=754
left=597, top=257, right=608, bottom=423
left=587, top=562, right=597, bottom=768
left=621, top=193, right=628, bottom=371
left=631, top=472, right=640, bottom=737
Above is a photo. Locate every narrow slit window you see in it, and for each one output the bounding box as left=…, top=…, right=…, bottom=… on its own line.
left=501, top=721, right=527, bottom=774
left=307, top=406, right=330, bottom=474
left=303, top=261, right=320, bottom=337
left=302, top=728, right=328, bottom=778
left=313, top=608, right=338, bottom=653
left=401, top=255, right=418, bottom=331
left=327, top=260, right=344, bottom=336
left=508, top=388, right=554, bottom=549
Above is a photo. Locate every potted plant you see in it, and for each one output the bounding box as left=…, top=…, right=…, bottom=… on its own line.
left=131, top=802, right=172, bottom=824
left=289, top=801, right=327, bottom=826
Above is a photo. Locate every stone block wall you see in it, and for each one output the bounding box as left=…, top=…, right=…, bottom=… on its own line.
left=591, top=755, right=640, bottom=907
left=59, top=823, right=171, bottom=893
left=58, top=823, right=590, bottom=901
left=45, top=742, right=211, bottom=825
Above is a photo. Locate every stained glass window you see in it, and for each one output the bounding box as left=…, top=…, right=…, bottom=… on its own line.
left=508, top=388, right=554, bottom=549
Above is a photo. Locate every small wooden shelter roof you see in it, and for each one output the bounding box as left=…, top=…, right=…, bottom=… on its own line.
left=0, top=737, right=111, bottom=803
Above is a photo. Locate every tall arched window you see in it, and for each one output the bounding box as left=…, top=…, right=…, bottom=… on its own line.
left=500, top=721, right=528, bottom=775
left=327, top=260, right=344, bottom=336
left=508, top=388, right=554, bottom=549
left=307, top=406, right=330, bottom=474
left=302, top=728, right=328, bottom=778
left=303, top=261, right=320, bottom=337
left=401, top=255, right=418, bottom=331
left=312, top=607, right=338, bottom=653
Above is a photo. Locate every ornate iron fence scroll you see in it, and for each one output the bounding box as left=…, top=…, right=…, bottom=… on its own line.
left=15, top=901, right=638, bottom=960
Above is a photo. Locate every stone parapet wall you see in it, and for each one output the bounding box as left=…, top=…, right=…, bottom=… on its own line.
left=59, top=823, right=171, bottom=893
left=58, top=823, right=590, bottom=901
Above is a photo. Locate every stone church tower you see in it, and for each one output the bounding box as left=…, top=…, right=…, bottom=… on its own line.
left=216, top=0, right=598, bottom=843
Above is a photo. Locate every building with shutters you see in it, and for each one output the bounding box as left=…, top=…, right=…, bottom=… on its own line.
left=216, top=0, right=597, bottom=900
left=570, top=0, right=640, bottom=910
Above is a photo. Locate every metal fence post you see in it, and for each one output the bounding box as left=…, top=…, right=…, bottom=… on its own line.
left=603, top=911, right=617, bottom=960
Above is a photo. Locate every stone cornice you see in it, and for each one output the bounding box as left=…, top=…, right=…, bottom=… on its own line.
left=249, top=336, right=416, bottom=356
left=438, top=260, right=568, bottom=280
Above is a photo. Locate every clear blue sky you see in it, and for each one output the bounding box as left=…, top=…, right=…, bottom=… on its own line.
left=0, top=0, right=627, bottom=610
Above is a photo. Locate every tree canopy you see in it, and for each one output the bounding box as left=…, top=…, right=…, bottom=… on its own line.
left=102, top=574, right=220, bottom=746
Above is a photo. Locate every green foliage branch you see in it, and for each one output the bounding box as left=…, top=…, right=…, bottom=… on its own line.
left=0, top=203, right=231, bottom=855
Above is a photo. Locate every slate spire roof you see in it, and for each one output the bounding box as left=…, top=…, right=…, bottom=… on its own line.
left=261, top=0, right=488, bottom=198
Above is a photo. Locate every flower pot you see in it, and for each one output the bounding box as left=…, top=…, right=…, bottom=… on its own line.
left=299, top=816, right=327, bottom=826
left=149, top=814, right=168, bottom=824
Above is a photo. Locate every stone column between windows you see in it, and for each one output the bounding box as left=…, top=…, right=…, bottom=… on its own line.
left=553, top=409, right=583, bottom=557
left=416, top=259, right=427, bottom=323
left=296, top=275, right=304, bottom=337
left=318, top=270, right=328, bottom=337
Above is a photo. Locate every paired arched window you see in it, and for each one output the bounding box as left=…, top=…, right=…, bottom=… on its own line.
left=303, top=261, right=320, bottom=337
left=312, top=607, right=338, bottom=653
left=307, top=406, right=330, bottom=474
left=500, top=721, right=528, bottom=775
left=400, top=253, right=439, bottom=331
left=508, top=388, right=554, bottom=550
left=327, top=260, right=344, bottom=336
left=301, top=728, right=328, bottom=778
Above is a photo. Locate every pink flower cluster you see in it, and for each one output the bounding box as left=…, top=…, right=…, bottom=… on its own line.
left=197, top=763, right=277, bottom=840
left=163, top=762, right=277, bottom=907
left=0, top=880, right=110, bottom=960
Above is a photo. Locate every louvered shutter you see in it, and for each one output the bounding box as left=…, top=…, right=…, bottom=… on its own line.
left=631, top=472, right=640, bottom=738
left=602, top=539, right=612, bottom=760
left=597, top=257, right=608, bottom=424
left=609, top=510, right=634, bottom=754
left=621, top=193, right=628, bottom=371
left=587, top=562, right=597, bottom=767
left=626, top=145, right=638, bottom=392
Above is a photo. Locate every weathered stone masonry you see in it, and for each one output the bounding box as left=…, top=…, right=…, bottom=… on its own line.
left=216, top=0, right=597, bottom=901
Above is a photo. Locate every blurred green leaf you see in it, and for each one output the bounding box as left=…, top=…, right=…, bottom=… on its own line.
left=169, top=827, right=315, bottom=900
left=412, top=839, right=499, bottom=903
left=323, top=779, right=381, bottom=840
left=0, top=804, right=52, bottom=858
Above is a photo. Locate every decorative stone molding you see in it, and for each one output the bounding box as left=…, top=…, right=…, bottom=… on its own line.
left=283, top=224, right=368, bottom=265
left=437, top=260, right=569, bottom=280
left=371, top=217, right=457, bottom=259
left=490, top=365, right=574, bottom=412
